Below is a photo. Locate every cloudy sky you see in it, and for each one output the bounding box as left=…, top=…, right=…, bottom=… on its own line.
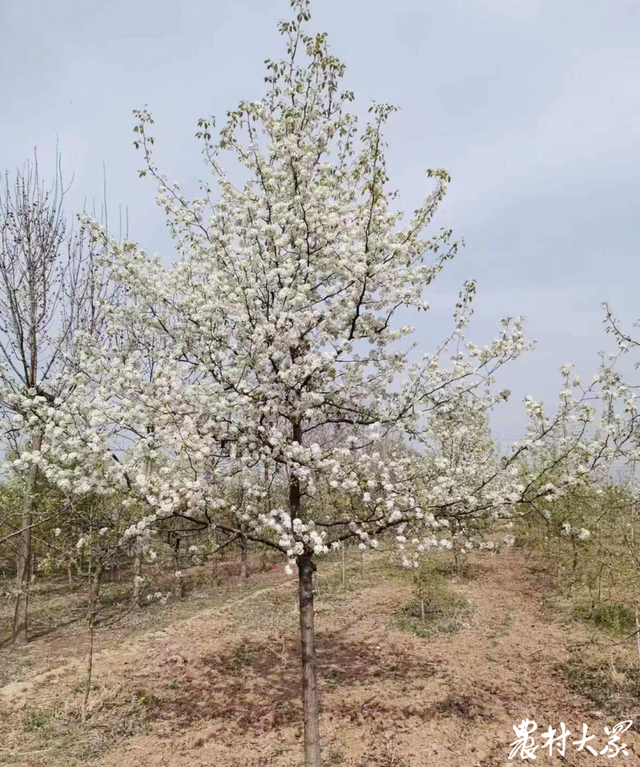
left=2, top=0, right=638, bottom=442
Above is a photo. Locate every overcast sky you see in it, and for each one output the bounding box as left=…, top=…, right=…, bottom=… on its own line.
left=1, top=0, right=638, bottom=442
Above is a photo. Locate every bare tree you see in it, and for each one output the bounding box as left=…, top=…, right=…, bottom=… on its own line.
left=0, top=153, right=112, bottom=644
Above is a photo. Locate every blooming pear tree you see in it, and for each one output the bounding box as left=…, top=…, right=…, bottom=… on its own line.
left=600, top=303, right=640, bottom=457
left=23, top=2, right=614, bottom=764
left=581, top=305, right=640, bottom=620
left=414, top=394, right=507, bottom=570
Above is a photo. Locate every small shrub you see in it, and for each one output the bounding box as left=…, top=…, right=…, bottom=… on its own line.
left=393, top=563, right=472, bottom=638
left=394, top=596, right=472, bottom=638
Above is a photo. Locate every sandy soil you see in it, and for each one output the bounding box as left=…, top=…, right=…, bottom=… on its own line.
left=1, top=551, right=638, bottom=766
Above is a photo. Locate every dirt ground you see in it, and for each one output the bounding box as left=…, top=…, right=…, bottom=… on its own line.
left=1, top=550, right=638, bottom=766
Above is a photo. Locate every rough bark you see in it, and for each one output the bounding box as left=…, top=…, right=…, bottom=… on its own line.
left=289, top=416, right=322, bottom=767
left=298, top=555, right=322, bottom=767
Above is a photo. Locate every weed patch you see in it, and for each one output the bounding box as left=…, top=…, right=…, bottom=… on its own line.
left=558, top=656, right=640, bottom=719
left=573, top=603, right=637, bottom=637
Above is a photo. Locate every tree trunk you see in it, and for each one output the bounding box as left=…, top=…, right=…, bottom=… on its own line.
left=31, top=548, right=38, bottom=582
left=289, top=417, right=321, bottom=767
left=341, top=544, right=346, bottom=588
left=132, top=538, right=142, bottom=606
left=83, top=558, right=102, bottom=720
left=87, top=559, right=103, bottom=623
left=240, top=536, right=248, bottom=579
left=13, top=432, right=43, bottom=645
left=298, top=555, right=322, bottom=767
left=175, top=570, right=185, bottom=599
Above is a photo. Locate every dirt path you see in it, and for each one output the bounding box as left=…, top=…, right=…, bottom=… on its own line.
left=1, top=552, right=638, bottom=766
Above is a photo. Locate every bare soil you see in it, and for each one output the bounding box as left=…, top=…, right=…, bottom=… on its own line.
left=1, top=551, right=638, bottom=766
